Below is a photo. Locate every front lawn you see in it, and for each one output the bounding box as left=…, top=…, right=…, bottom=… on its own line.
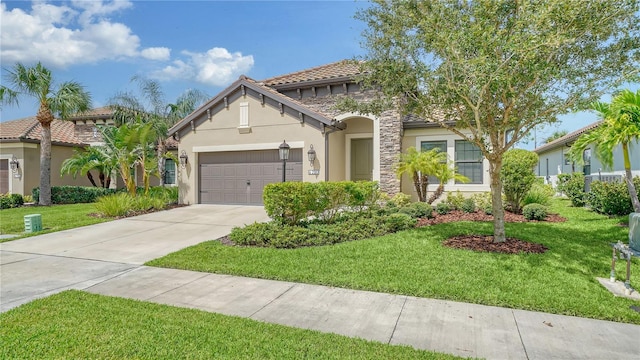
left=149, top=199, right=640, bottom=324
left=0, top=290, right=458, bottom=359
left=0, top=203, right=110, bottom=241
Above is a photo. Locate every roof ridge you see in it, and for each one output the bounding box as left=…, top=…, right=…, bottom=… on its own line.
left=534, top=120, right=603, bottom=153
left=261, top=59, right=357, bottom=84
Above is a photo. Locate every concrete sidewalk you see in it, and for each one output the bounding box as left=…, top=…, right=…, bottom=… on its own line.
left=84, top=266, right=639, bottom=360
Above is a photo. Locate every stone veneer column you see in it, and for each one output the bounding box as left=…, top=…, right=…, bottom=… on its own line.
left=377, top=108, right=402, bottom=196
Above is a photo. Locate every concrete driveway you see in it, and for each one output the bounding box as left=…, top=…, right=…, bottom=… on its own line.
left=0, top=204, right=268, bottom=312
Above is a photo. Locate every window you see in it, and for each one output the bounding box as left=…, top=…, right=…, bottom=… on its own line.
left=164, top=158, right=176, bottom=185
left=420, top=140, right=447, bottom=184
left=455, top=140, right=483, bottom=184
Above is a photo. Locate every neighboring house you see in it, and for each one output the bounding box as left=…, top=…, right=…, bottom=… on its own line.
left=534, top=121, right=640, bottom=188
left=0, top=107, right=178, bottom=196
left=168, top=60, right=491, bottom=205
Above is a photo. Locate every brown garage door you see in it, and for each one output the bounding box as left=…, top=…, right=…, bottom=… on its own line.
left=198, top=149, right=303, bottom=205
left=0, top=159, right=8, bottom=194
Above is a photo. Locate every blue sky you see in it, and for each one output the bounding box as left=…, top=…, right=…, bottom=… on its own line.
left=1, top=0, right=636, bottom=149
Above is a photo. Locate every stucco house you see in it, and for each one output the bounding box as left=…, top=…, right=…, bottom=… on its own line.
left=168, top=60, right=491, bottom=205
left=0, top=107, right=178, bottom=196
left=534, top=121, right=640, bottom=188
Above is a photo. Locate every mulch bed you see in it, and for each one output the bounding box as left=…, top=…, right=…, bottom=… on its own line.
left=443, top=235, right=548, bottom=254
left=417, top=210, right=561, bottom=255
left=416, top=210, right=566, bottom=227
left=89, top=203, right=187, bottom=219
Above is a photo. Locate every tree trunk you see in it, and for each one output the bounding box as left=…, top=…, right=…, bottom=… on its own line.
left=86, top=171, right=97, bottom=187
left=38, top=107, right=54, bottom=206
left=413, top=172, right=425, bottom=202
left=489, top=158, right=506, bottom=243
left=420, top=174, right=428, bottom=202
left=157, top=140, right=166, bottom=186
left=622, top=143, right=640, bottom=212
left=99, top=171, right=106, bottom=188
left=427, top=183, right=445, bottom=204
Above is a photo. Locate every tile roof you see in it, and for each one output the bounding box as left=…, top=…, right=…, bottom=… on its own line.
left=0, top=116, right=86, bottom=146
left=533, top=121, right=602, bottom=153
left=68, top=106, right=113, bottom=120
left=262, top=60, right=362, bottom=87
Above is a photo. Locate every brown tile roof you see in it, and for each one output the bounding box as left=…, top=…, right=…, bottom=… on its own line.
left=68, top=106, right=114, bottom=120
left=262, top=60, right=362, bottom=87
left=0, top=116, right=86, bottom=146
left=534, top=121, right=602, bottom=154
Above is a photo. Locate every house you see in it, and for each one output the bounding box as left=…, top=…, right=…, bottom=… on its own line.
left=533, top=120, right=640, bottom=188
left=168, top=60, right=491, bottom=205
left=0, top=107, right=178, bottom=196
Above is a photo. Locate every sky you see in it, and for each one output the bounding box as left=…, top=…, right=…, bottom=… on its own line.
left=1, top=0, right=637, bottom=149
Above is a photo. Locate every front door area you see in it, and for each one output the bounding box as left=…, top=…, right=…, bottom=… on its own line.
left=350, top=138, right=373, bottom=181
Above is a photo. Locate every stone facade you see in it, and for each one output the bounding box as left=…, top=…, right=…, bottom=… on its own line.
left=294, top=89, right=402, bottom=195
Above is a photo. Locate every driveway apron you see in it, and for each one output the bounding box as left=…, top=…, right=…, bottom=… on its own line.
left=0, top=205, right=268, bottom=312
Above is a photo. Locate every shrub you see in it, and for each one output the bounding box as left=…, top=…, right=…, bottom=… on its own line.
left=22, top=194, right=34, bottom=203
left=33, top=186, right=117, bottom=204
left=445, top=191, right=465, bottom=210
left=94, top=193, right=134, bottom=217
left=263, top=181, right=381, bottom=225
left=385, top=213, right=417, bottom=232
left=461, top=198, right=476, bottom=213
left=399, top=202, right=433, bottom=219
left=0, top=193, right=24, bottom=209
left=472, top=192, right=492, bottom=214
left=556, top=173, right=586, bottom=207
left=132, top=195, right=167, bottom=212
left=146, top=186, right=179, bottom=204
left=501, top=149, right=539, bottom=213
left=587, top=178, right=640, bottom=216
left=230, top=211, right=415, bottom=248
left=522, top=203, right=548, bottom=221
left=435, top=202, right=451, bottom=215
left=388, top=192, right=411, bottom=208
left=522, top=183, right=554, bottom=207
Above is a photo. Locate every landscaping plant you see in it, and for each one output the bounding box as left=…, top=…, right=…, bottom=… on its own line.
left=501, top=149, right=539, bottom=213
left=557, top=173, right=587, bottom=207
left=522, top=203, right=548, bottom=221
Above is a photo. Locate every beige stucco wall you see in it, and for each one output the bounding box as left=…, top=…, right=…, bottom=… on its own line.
left=0, top=142, right=92, bottom=196
left=401, top=128, right=491, bottom=202
left=176, top=94, right=327, bottom=204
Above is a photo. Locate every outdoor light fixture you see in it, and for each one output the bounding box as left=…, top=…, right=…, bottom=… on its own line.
left=179, top=151, right=188, bottom=168
left=279, top=140, right=290, bottom=182
left=9, top=156, right=19, bottom=173
left=307, top=144, right=316, bottom=166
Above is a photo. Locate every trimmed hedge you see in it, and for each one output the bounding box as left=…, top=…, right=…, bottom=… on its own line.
left=587, top=177, right=640, bottom=216
left=556, top=173, right=586, bottom=207
left=229, top=211, right=416, bottom=248
left=33, top=186, right=117, bottom=204
left=0, top=193, right=24, bottom=209
left=263, top=181, right=381, bottom=225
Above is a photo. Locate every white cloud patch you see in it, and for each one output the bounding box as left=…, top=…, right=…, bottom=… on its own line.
left=0, top=1, right=170, bottom=68
left=153, top=47, right=254, bottom=86
left=141, top=47, right=171, bottom=61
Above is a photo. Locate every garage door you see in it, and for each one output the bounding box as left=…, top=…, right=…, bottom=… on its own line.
left=198, top=149, right=303, bottom=204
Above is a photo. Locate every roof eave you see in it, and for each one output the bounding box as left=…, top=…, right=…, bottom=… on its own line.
left=268, top=75, right=358, bottom=90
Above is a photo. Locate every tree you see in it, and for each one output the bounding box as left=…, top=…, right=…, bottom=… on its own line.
left=61, top=146, right=113, bottom=188
left=395, top=147, right=467, bottom=203
left=109, top=76, right=208, bottom=185
left=544, top=130, right=568, bottom=144
left=569, top=89, right=640, bottom=212
left=346, top=0, right=640, bottom=242
left=1, top=62, right=91, bottom=205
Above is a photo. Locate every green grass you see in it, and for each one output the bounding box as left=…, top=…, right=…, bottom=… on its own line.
left=149, top=199, right=640, bottom=324
left=0, top=203, right=110, bottom=241
left=0, top=290, right=459, bottom=359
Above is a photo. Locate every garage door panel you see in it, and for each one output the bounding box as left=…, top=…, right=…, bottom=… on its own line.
left=199, top=149, right=302, bottom=205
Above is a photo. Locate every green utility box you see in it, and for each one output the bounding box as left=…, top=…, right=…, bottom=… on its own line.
left=24, top=214, right=42, bottom=233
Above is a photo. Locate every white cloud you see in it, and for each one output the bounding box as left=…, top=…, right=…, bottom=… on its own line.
left=141, top=47, right=171, bottom=61
left=153, top=47, right=254, bottom=86
left=0, top=1, right=169, bottom=68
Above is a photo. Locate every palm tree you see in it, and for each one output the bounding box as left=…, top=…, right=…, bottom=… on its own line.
left=395, top=147, right=467, bottom=203
left=570, top=89, right=640, bottom=212
left=109, top=76, right=208, bottom=185
left=60, top=146, right=113, bottom=188
left=1, top=62, right=91, bottom=205
left=97, top=124, right=142, bottom=196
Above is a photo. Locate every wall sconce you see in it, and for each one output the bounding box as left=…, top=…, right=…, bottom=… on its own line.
left=9, top=156, right=19, bottom=173
left=307, top=145, right=316, bottom=166
left=179, top=151, right=188, bottom=168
